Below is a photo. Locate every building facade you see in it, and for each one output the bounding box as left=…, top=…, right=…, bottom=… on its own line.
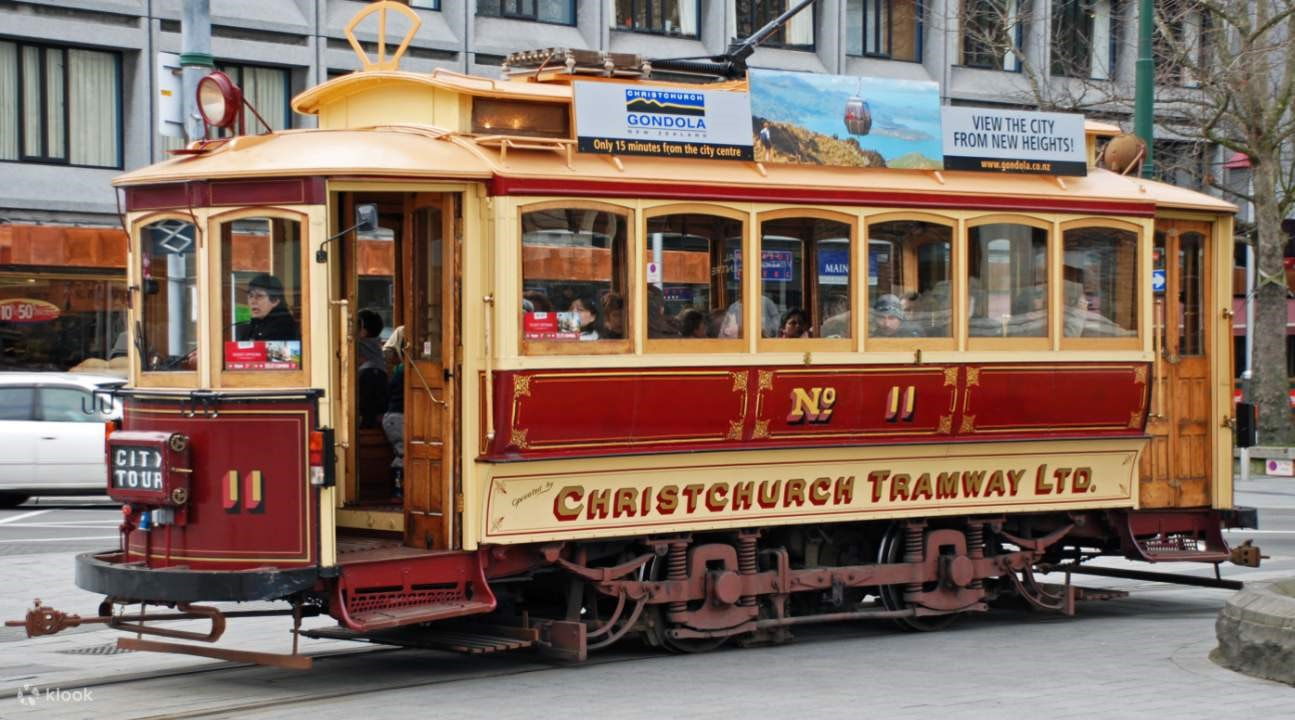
left=0, top=0, right=1288, bottom=376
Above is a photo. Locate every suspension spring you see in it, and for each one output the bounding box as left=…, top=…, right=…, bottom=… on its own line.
left=737, top=532, right=759, bottom=607
left=967, top=522, right=985, bottom=591
left=667, top=540, right=688, bottom=615
left=903, top=522, right=925, bottom=597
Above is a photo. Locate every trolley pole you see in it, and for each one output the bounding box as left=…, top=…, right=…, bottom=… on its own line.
left=181, top=0, right=214, bottom=143
left=1134, top=0, right=1155, bottom=178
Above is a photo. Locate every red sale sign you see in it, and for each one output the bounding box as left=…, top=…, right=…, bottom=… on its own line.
left=0, top=298, right=59, bottom=323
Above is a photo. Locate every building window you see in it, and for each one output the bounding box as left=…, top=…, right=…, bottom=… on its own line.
left=215, top=63, right=291, bottom=134
left=1153, top=139, right=1206, bottom=190
left=961, top=0, right=1023, bottom=71
left=1153, top=0, right=1204, bottom=87
left=737, top=0, right=815, bottom=51
left=847, top=0, right=921, bottom=61
left=0, top=40, right=120, bottom=167
left=614, top=0, right=700, bottom=37
left=1051, top=0, right=1117, bottom=79
left=478, top=0, right=575, bottom=25
left=407, top=0, right=441, bottom=9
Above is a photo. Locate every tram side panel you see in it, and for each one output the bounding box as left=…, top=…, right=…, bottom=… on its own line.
left=473, top=360, right=1151, bottom=546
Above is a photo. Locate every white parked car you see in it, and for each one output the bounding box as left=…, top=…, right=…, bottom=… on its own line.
left=0, top=373, right=125, bottom=507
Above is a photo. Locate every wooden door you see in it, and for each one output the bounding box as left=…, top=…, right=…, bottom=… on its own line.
left=401, top=194, right=457, bottom=549
left=1141, top=220, right=1212, bottom=507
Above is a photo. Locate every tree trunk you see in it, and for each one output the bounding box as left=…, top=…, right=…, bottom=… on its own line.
left=1250, top=160, right=1294, bottom=445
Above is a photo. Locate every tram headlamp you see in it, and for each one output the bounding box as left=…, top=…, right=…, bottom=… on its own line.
left=196, top=71, right=241, bottom=130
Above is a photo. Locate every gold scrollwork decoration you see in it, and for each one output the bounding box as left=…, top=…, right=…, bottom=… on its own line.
left=727, top=420, right=744, bottom=440
left=965, top=367, right=981, bottom=387
left=752, top=420, right=771, bottom=439
left=943, top=367, right=959, bottom=387
left=731, top=370, right=749, bottom=393
left=959, top=414, right=976, bottom=433
left=758, top=370, right=775, bottom=392
left=1128, top=411, right=1143, bottom=429
left=937, top=415, right=953, bottom=435
left=510, top=428, right=529, bottom=449
left=1133, top=365, right=1148, bottom=385
left=513, top=374, right=532, bottom=398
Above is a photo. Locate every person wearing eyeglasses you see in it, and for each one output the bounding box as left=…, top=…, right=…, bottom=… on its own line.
left=236, top=273, right=300, bottom=341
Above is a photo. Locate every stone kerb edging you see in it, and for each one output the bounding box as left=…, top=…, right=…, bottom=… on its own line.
left=1215, top=579, right=1295, bottom=685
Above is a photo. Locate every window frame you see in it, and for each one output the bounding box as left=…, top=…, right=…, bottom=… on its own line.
left=2, top=38, right=122, bottom=169
left=848, top=0, right=923, bottom=61
left=133, top=212, right=202, bottom=389
left=1059, top=217, right=1143, bottom=351
left=208, top=206, right=312, bottom=389
left=1049, top=0, right=1119, bottom=80
left=476, top=0, right=577, bottom=26
left=863, top=212, right=959, bottom=352
left=756, top=208, right=856, bottom=353
left=642, top=203, right=749, bottom=354
left=736, top=0, right=817, bottom=51
left=613, top=0, right=702, bottom=38
left=964, top=214, right=1053, bottom=351
left=960, top=0, right=1024, bottom=72
left=518, top=199, right=635, bottom=357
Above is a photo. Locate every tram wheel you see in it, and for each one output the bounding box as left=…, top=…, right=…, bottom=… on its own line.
left=875, top=523, right=958, bottom=632
left=643, top=555, right=729, bottom=654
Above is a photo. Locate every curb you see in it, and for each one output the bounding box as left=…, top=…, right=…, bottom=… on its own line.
left=1215, top=579, right=1295, bottom=685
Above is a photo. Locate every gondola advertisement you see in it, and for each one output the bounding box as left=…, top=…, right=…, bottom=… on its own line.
left=747, top=69, right=943, bottom=169
left=941, top=106, right=1087, bottom=176
left=573, top=82, right=754, bottom=160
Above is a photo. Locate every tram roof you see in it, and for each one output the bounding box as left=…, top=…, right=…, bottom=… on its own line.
left=116, top=68, right=1234, bottom=215
left=114, top=126, right=1233, bottom=216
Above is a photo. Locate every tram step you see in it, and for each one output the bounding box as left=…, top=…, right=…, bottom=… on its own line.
left=304, top=622, right=538, bottom=654
left=346, top=599, right=496, bottom=632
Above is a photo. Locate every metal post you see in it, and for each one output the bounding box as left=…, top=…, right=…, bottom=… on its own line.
left=1134, top=0, right=1155, bottom=177
left=181, top=0, right=213, bottom=143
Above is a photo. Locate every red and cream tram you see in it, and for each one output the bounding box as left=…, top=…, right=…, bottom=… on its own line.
left=17, top=2, right=1260, bottom=667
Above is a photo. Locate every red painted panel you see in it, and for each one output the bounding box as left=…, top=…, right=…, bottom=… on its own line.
left=963, top=365, right=1148, bottom=434
left=125, top=183, right=210, bottom=212
left=209, top=177, right=325, bottom=206
left=120, top=397, right=318, bottom=570
left=488, top=177, right=1156, bottom=218
left=485, top=362, right=1149, bottom=461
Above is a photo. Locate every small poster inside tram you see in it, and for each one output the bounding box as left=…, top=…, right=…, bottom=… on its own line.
left=223, top=340, right=302, bottom=370
left=573, top=82, right=754, bottom=161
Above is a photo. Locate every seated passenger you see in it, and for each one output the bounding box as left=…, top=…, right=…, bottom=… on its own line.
left=676, top=308, right=707, bottom=338
left=647, top=286, right=680, bottom=338
left=569, top=295, right=600, bottom=340
left=871, top=294, right=923, bottom=338
left=356, top=309, right=388, bottom=429
left=600, top=291, right=625, bottom=339
left=237, top=274, right=299, bottom=341
left=779, top=308, right=809, bottom=338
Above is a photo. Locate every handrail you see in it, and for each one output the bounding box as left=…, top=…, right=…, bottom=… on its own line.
left=483, top=294, right=496, bottom=445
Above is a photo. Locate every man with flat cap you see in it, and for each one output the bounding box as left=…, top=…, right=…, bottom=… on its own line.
left=237, top=273, right=300, bottom=341
left=871, top=293, right=922, bottom=338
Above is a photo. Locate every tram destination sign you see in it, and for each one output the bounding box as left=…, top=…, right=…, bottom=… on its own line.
left=573, top=81, right=753, bottom=161
left=941, top=107, right=1087, bottom=176
left=112, top=446, right=165, bottom=492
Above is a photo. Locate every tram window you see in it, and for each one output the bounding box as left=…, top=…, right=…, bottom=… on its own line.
left=1063, top=226, right=1138, bottom=338
left=968, top=223, right=1048, bottom=338
left=868, top=220, right=952, bottom=338
left=520, top=207, right=629, bottom=347
left=139, top=219, right=199, bottom=372
left=645, top=213, right=745, bottom=339
left=1178, top=231, right=1205, bottom=354
left=219, top=217, right=303, bottom=371
left=760, top=217, right=852, bottom=339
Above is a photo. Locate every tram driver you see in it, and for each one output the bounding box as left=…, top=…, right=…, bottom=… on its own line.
left=237, top=273, right=300, bottom=341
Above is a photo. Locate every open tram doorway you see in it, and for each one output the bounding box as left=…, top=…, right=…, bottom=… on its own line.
left=335, top=191, right=459, bottom=551
left=1141, top=219, right=1214, bottom=507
